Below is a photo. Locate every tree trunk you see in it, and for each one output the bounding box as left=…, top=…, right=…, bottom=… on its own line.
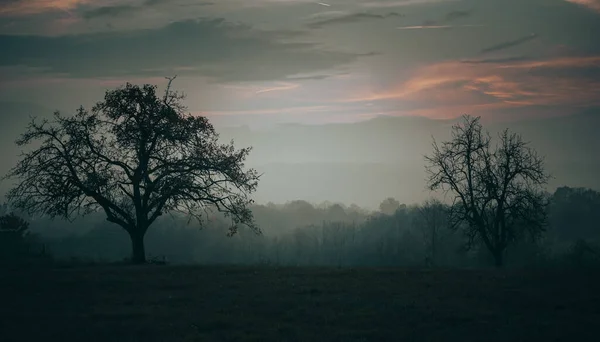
left=492, top=249, right=504, bottom=268
left=129, top=231, right=146, bottom=264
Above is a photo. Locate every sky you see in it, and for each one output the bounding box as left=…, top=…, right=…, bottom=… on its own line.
left=0, top=0, right=599, bottom=127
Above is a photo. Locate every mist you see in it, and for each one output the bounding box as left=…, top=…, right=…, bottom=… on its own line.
left=2, top=0, right=600, bottom=340
left=2, top=102, right=600, bottom=209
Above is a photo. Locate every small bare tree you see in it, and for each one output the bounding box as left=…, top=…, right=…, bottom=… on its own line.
left=4, top=79, right=260, bottom=264
left=425, top=115, right=549, bottom=267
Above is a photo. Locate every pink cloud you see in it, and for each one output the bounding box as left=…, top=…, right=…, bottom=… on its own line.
left=344, top=56, right=600, bottom=112
left=565, top=0, right=600, bottom=13
left=0, top=0, right=91, bottom=15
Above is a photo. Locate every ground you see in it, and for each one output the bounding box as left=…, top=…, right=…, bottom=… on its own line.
left=1, top=265, right=599, bottom=341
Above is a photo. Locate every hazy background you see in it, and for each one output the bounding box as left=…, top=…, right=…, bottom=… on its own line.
left=1, top=0, right=600, bottom=208
left=1, top=102, right=599, bottom=208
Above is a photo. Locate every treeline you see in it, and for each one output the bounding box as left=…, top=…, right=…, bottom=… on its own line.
left=2, top=186, right=599, bottom=268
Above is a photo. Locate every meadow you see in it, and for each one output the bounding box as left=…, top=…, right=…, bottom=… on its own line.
left=1, top=265, right=599, bottom=342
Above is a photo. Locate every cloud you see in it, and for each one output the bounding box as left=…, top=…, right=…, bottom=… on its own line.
left=480, top=33, right=539, bottom=54
left=0, top=18, right=366, bottom=82
left=460, top=56, right=532, bottom=64
left=254, top=82, right=300, bottom=94
left=566, top=0, right=600, bottom=13
left=284, top=71, right=349, bottom=80
left=143, top=0, right=173, bottom=5
left=495, top=56, right=600, bottom=69
left=0, top=0, right=216, bottom=18
left=344, top=55, right=600, bottom=111
left=396, top=24, right=482, bottom=29
left=307, top=11, right=403, bottom=28
left=445, top=9, right=471, bottom=21
left=394, top=7, right=476, bottom=30
left=218, top=81, right=300, bottom=96
left=83, top=5, right=137, bottom=19
left=360, top=0, right=455, bottom=8
left=414, top=8, right=472, bottom=27
left=0, top=0, right=90, bottom=15
left=82, top=1, right=215, bottom=20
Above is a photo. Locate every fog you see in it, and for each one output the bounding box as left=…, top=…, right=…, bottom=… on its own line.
left=2, top=0, right=600, bottom=339
left=2, top=102, right=599, bottom=209
left=3, top=186, right=599, bottom=269
left=3, top=99, right=600, bottom=342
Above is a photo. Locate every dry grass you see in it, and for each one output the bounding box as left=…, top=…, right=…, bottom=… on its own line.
left=1, top=265, right=599, bottom=341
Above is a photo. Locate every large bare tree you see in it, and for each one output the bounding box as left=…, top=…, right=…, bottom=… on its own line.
left=4, top=79, right=260, bottom=263
left=425, top=115, right=549, bottom=267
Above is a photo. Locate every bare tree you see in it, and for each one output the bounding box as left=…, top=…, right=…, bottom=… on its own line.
left=4, top=80, right=260, bottom=264
left=425, top=115, right=549, bottom=267
left=417, top=198, right=447, bottom=266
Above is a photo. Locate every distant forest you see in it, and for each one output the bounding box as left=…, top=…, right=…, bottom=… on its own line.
left=2, top=186, right=599, bottom=268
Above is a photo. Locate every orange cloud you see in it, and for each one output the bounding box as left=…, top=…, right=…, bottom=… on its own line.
left=0, top=0, right=90, bottom=15
left=345, top=55, right=600, bottom=110
left=497, top=56, right=600, bottom=69
left=566, top=0, right=600, bottom=13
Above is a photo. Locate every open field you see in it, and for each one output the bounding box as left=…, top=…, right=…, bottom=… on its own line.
left=1, top=265, right=599, bottom=342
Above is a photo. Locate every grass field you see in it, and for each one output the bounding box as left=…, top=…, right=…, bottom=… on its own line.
left=1, top=265, right=599, bottom=341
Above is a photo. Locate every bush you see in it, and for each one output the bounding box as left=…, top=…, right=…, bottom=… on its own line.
left=0, top=213, right=50, bottom=267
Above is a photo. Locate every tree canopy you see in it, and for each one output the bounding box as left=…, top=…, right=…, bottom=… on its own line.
left=425, top=115, right=549, bottom=267
left=4, top=80, right=260, bottom=263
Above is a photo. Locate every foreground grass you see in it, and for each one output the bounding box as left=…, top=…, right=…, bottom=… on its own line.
left=1, top=265, right=599, bottom=341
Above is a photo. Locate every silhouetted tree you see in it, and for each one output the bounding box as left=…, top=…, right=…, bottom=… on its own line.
left=379, top=197, right=400, bottom=215
left=4, top=79, right=260, bottom=264
left=0, top=213, right=32, bottom=263
left=548, top=186, right=600, bottom=241
left=425, top=115, right=549, bottom=267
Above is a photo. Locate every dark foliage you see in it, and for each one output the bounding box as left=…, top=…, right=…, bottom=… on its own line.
left=0, top=213, right=30, bottom=262
left=425, top=115, right=550, bottom=267
left=0, top=212, right=48, bottom=266
left=4, top=79, right=259, bottom=263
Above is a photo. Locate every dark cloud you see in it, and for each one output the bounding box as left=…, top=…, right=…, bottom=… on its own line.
left=527, top=63, right=600, bottom=81
left=143, top=0, right=214, bottom=7
left=308, top=12, right=404, bottom=29
left=0, top=18, right=364, bottom=82
left=445, top=10, right=472, bottom=21
left=143, top=0, right=171, bottom=6
left=421, top=19, right=438, bottom=26
left=83, top=5, right=137, bottom=19
left=83, top=0, right=214, bottom=19
left=356, top=51, right=382, bottom=57
left=480, top=33, right=539, bottom=54
left=416, top=9, right=473, bottom=30
left=460, top=56, right=531, bottom=64
left=0, top=0, right=20, bottom=5
left=0, top=0, right=30, bottom=15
